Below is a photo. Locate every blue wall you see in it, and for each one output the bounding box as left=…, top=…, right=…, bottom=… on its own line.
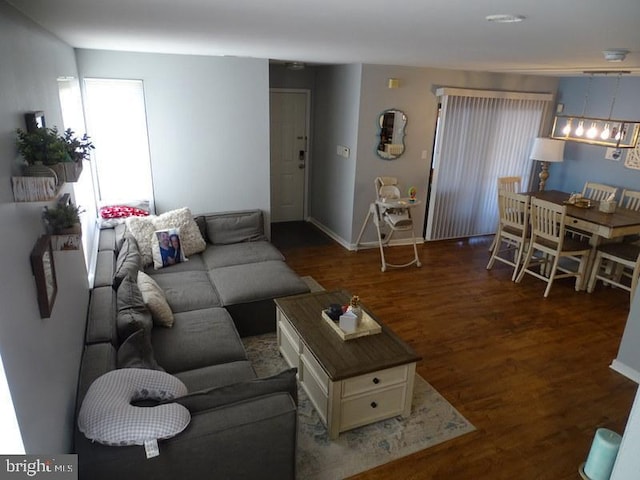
left=546, top=76, right=640, bottom=195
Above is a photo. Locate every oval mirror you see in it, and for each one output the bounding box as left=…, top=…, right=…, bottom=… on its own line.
left=376, top=109, right=407, bottom=160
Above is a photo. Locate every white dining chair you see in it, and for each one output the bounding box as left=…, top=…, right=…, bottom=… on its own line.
left=488, top=176, right=522, bottom=252
left=486, top=191, right=530, bottom=280
left=582, top=182, right=618, bottom=201
left=587, top=242, right=640, bottom=303
left=515, top=197, right=592, bottom=297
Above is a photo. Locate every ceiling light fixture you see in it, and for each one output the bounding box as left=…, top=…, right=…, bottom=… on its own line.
left=485, top=14, right=526, bottom=23
left=603, top=49, right=629, bottom=63
left=551, top=71, right=640, bottom=149
left=285, top=61, right=305, bottom=71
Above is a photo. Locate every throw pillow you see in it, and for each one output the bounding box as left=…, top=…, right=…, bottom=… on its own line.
left=205, top=210, right=266, bottom=245
left=117, top=329, right=164, bottom=371
left=153, top=208, right=206, bottom=257
left=78, top=368, right=190, bottom=446
left=151, top=228, right=188, bottom=270
left=126, top=207, right=206, bottom=267
left=112, top=235, right=141, bottom=291
left=166, top=368, right=298, bottom=412
left=137, top=271, right=174, bottom=327
left=116, top=274, right=153, bottom=342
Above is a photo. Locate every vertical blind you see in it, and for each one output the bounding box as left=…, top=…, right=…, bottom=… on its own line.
left=425, top=88, right=553, bottom=241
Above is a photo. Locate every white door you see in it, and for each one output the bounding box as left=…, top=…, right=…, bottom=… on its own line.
left=270, top=90, right=308, bottom=222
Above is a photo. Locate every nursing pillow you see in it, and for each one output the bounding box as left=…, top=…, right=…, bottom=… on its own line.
left=78, top=368, right=190, bottom=448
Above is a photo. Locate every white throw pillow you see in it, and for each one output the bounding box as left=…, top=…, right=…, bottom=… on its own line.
left=126, top=207, right=205, bottom=267
left=137, top=271, right=174, bottom=327
left=78, top=368, right=190, bottom=446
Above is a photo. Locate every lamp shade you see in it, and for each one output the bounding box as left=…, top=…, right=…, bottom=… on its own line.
left=530, top=138, right=565, bottom=163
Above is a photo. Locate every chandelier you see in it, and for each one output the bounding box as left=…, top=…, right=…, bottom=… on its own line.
left=551, top=73, right=640, bottom=149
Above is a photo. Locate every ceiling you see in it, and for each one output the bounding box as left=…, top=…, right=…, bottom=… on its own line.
left=7, top=0, right=640, bottom=76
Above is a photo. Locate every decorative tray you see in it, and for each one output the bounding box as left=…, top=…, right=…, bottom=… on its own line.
left=563, top=200, right=593, bottom=209
left=321, top=310, right=382, bottom=341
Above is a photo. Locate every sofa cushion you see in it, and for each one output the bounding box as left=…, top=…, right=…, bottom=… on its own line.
left=137, top=271, right=174, bottom=327
left=152, top=307, right=247, bottom=373
left=117, top=329, right=163, bottom=371
left=76, top=343, right=117, bottom=411
left=174, top=360, right=256, bottom=392
left=78, top=368, right=190, bottom=446
left=205, top=210, right=266, bottom=245
left=144, top=252, right=207, bottom=275
left=170, top=368, right=297, bottom=412
left=201, top=241, right=284, bottom=269
left=93, top=250, right=116, bottom=288
left=86, top=286, right=117, bottom=345
left=148, top=270, right=221, bottom=312
left=209, top=261, right=310, bottom=306
left=113, top=235, right=141, bottom=291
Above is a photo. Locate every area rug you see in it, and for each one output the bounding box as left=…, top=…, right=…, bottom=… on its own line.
left=243, top=332, right=475, bottom=480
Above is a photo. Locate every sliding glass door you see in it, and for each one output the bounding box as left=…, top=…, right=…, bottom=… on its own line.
left=425, top=88, right=553, bottom=241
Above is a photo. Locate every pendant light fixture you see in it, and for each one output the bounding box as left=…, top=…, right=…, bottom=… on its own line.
left=551, top=71, right=640, bottom=149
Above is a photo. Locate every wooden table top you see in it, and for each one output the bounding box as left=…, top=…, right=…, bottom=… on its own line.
left=275, top=290, right=421, bottom=381
left=526, top=190, right=640, bottom=230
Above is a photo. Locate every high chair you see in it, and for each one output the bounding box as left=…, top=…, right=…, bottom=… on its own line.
left=355, top=176, right=421, bottom=272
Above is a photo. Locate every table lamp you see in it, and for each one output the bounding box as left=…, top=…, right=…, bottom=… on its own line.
left=530, top=138, right=565, bottom=191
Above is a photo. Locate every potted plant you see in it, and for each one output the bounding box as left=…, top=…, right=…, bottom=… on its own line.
left=16, top=127, right=95, bottom=183
left=42, top=200, right=83, bottom=235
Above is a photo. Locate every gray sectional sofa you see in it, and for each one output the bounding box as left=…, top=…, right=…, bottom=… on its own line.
left=73, top=209, right=310, bottom=480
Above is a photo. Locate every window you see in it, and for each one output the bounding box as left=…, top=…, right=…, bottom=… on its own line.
left=83, top=78, right=155, bottom=210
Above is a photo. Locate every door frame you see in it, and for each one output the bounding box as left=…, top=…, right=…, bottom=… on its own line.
left=269, top=88, right=311, bottom=221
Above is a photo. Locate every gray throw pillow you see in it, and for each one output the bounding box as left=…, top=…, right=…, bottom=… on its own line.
left=117, top=273, right=146, bottom=312
left=113, top=235, right=141, bottom=291
left=117, top=329, right=164, bottom=371
left=166, top=368, right=297, bottom=412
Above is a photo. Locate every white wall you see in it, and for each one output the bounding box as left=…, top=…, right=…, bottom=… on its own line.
left=75, top=50, right=271, bottom=219
left=0, top=1, right=89, bottom=453
left=309, top=64, right=363, bottom=243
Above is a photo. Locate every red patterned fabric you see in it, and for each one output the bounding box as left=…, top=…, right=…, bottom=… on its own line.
left=99, top=205, right=150, bottom=219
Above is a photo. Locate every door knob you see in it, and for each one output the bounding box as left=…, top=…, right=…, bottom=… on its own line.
left=298, top=163, right=305, bottom=169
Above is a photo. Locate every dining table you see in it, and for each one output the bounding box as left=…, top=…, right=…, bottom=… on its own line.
left=523, top=189, right=640, bottom=289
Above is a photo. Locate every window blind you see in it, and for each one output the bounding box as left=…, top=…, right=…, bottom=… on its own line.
left=425, top=89, right=552, bottom=240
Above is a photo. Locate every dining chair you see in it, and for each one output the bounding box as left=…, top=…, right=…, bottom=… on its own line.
left=619, top=189, right=640, bottom=211
left=587, top=242, right=640, bottom=303
left=486, top=191, right=530, bottom=280
left=488, top=176, right=523, bottom=251
left=581, top=182, right=618, bottom=201
left=515, top=197, right=592, bottom=297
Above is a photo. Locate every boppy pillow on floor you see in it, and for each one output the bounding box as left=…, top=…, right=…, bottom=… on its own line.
left=78, top=368, right=190, bottom=447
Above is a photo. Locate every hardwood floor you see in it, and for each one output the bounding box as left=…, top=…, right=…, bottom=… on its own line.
left=275, top=223, right=637, bottom=480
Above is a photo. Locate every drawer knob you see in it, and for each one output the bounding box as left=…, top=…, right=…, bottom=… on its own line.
left=370, top=401, right=378, bottom=408
left=372, top=377, right=380, bottom=384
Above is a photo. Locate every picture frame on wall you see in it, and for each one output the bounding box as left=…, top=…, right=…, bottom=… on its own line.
left=30, top=235, right=57, bottom=318
left=24, top=111, right=46, bottom=132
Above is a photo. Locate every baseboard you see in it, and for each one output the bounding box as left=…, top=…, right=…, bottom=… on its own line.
left=306, top=217, right=425, bottom=251
left=306, top=217, right=352, bottom=250
left=611, top=359, right=640, bottom=384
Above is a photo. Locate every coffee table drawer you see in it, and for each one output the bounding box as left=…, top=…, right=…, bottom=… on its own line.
left=342, top=364, right=409, bottom=398
left=340, top=384, right=408, bottom=431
